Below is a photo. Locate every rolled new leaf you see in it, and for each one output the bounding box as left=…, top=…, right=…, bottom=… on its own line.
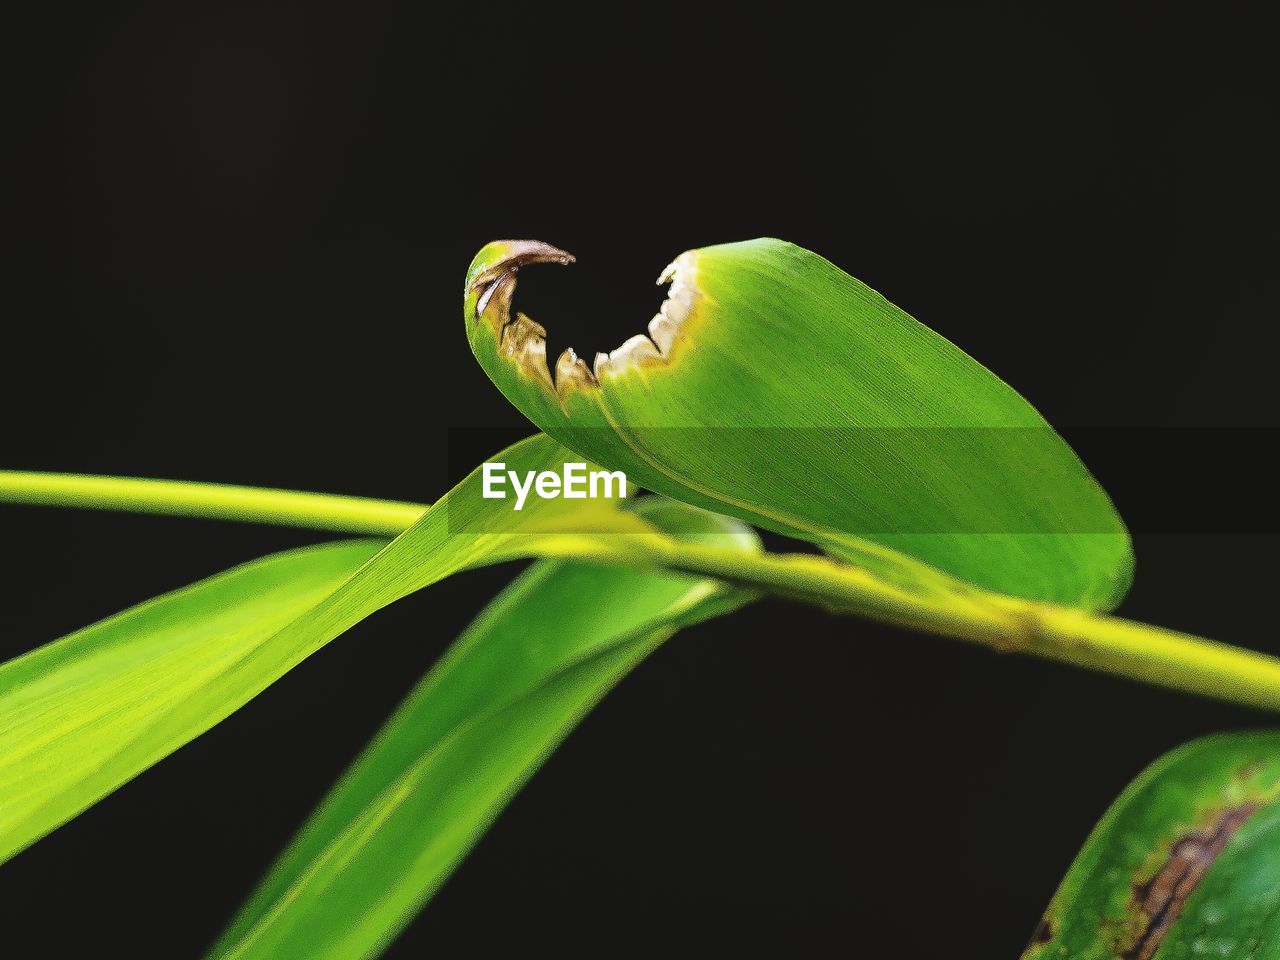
left=465, top=239, right=1132, bottom=609
left=1024, top=732, right=1280, bottom=959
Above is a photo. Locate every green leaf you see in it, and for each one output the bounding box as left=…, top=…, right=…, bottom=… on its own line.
left=0, top=434, right=653, bottom=863
left=464, top=238, right=1132, bottom=609
left=1024, top=732, right=1280, bottom=959
left=0, top=540, right=381, bottom=863
left=207, top=499, right=758, bottom=960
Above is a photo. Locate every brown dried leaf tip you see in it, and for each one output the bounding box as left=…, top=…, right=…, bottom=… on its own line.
left=468, top=240, right=700, bottom=396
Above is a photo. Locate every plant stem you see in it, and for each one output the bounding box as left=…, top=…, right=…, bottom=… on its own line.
left=1026, top=605, right=1280, bottom=713
left=0, top=471, right=424, bottom=537
left=639, top=540, right=1280, bottom=713
left=5, top=470, right=1280, bottom=714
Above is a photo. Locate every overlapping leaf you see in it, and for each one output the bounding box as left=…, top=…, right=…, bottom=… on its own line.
left=0, top=435, right=652, bottom=863
left=208, top=500, right=758, bottom=960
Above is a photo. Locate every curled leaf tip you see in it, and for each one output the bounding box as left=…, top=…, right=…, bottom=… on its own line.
left=465, top=239, right=700, bottom=397
left=467, top=239, right=575, bottom=337
left=467, top=239, right=575, bottom=288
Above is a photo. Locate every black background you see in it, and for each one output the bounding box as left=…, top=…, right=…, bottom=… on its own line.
left=3, top=1, right=1278, bottom=955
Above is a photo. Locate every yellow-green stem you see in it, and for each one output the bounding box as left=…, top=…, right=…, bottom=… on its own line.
left=0, top=471, right=424, bottom=536
left=4, top=470, right=1279, bottom=714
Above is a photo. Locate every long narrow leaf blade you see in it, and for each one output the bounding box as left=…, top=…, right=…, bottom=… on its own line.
left=0, top=434, right=646, bottom=863
left=0, top=540, right=382, bottom=860
left=1024, top=732, right=1280, bottom=958
left=208, top=500, right=758, bottom=960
